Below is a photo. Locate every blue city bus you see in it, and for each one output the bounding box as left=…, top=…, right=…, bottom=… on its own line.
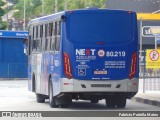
left=27, top=9, right=139, bottom=108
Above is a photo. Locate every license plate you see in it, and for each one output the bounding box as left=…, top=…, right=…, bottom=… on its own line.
left=94, top=70, right=107, bottom=74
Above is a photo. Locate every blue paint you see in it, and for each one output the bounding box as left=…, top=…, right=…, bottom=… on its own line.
left=62, top=10, right=139, bottom=80
left=0, top=30, right=28, bottom=78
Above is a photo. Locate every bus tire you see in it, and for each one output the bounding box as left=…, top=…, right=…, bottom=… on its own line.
left=32, top=74, right=36, bottom=92
left=116, top=98, right=126, bottom=108
left=90, top=99, right=99, bottom=103
left=105, top=98, right=116, bottom=108
left=59, top=104, right=69, bottom=108
left=49, top=81, right=57, bottom=108
left=36, top=94, right=45, bottom=103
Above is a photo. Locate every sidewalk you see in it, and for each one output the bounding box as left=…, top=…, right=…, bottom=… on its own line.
left=131, top=92, right=160, bottom=107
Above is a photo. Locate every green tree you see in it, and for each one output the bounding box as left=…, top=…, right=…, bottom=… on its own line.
left=0, top=0, right=7, bottom=30
left=67, top=0, right=106, bottom=10
left=11, top=0, right=106, bottom=30
left=6, top=0, right=18, bottom=4
left=13, top=0, right=107, bottom=20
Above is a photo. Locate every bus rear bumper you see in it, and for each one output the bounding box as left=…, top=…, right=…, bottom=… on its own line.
left=60, top=78, right=139, bottom=93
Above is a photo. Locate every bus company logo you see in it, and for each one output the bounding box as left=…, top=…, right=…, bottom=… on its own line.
left=76, top=49, right=96, bottom=56
left=98, top=50, right=105, bottom=57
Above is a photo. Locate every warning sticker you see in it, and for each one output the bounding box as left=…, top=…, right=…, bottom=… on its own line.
left=146, top=49, right=160, bottom=68
left=149, top=50, right=159, bottom=61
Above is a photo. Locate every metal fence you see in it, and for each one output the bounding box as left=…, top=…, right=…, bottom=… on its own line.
left=139, top=78, right=160, bottom=92
left=0, top=63, right=27, bottom=78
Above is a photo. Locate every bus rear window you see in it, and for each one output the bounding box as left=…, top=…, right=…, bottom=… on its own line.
left=68, top=13, right=134, bottom=43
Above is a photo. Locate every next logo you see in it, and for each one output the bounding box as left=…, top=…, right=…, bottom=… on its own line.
left=76, top=49, right=96, bottom=56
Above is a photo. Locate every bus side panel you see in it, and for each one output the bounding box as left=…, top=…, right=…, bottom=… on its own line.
left=41, top=53, right=48, bottom=95
left=41, top=52, right=60, bottom=96
left=29, top=53, right=42, bottom=94
left=42, top=52, right=61, bottom=96
left=28, top=63, right=32, bottom=91
left=51, top=52, right=62, bottom=96
left=49, top=28, right=63, bottom=96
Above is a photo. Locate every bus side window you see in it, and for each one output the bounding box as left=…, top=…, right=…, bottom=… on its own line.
left=35, top=26, right=38, bottom=52
left=55, top=21, right=61, bottom=51
left=57, top=22, right=59, bottom=36
left=28, top=35, right=31, bottom=55
left=32, top=26, right=35, bottom=40
left=49, top=23, right=53, bottom=36
left=58, top=21, right=61, bottom=35
left=48, top=22, right=53, bottom=51
left=42, top=24, right=45, bottom=51
left=32, top=40, right=37, bottom=52
left=36, top=25, right=41, bottom=52
left=45, top=23, right=47, bottom=51
left=51, top=22, right=56, bottom=51
left=36, top=26, right=38, bottom=38
left=55, top=38, right=60, bottom=51
left=40, top=25, right=43, bottom=38
left=55, top=22, right=57, bottom=36
left=40, top=24, right=43, bottom=52
left=28, top=26, right=33, bottom=55
left=45, top=23, right=50, bottom=51
left=49, top=22, right=53, bottom=51
left=32, top=26, right=37, bottom=52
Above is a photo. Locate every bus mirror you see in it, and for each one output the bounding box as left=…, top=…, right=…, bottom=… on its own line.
left=61, top=15, right=66, bottom=21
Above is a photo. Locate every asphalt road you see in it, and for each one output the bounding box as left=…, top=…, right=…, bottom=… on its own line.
left=0, top=80, right=159, bottom=111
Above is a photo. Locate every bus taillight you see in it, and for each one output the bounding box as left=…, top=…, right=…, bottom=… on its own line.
left=129, top=52, right=137, bottom=79
left=63, top=52, right=72, bottom=79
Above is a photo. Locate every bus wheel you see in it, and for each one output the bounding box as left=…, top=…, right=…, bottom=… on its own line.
left=116, top=98, right=126, bottom=108
left=59, top=95, right=72, bottom=108
left=90, top=99, right=99, bottom=103
left=49, top=82, right=57, bottom=108
left=59, top=104, right=69, bottom=108
left=105, top=98, right=116, bottom=108
left=36, top=94, right=45, bottom=103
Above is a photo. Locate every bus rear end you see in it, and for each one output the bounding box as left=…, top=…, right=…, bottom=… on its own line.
left=61, top=9, right=139, bottom=108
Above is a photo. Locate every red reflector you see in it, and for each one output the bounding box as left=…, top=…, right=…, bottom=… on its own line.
left=132, top=83, right=138, bottom=86
left=64, top=83, right=69, bottom=85
left=63, top=52, right=72, bottom=79
left=129, top=52, right=137, bottom=79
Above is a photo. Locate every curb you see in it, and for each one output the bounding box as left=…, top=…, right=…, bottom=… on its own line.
left=0, top=79, right=28, bottom=81
left=131, top=97, right=160, bottom=107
